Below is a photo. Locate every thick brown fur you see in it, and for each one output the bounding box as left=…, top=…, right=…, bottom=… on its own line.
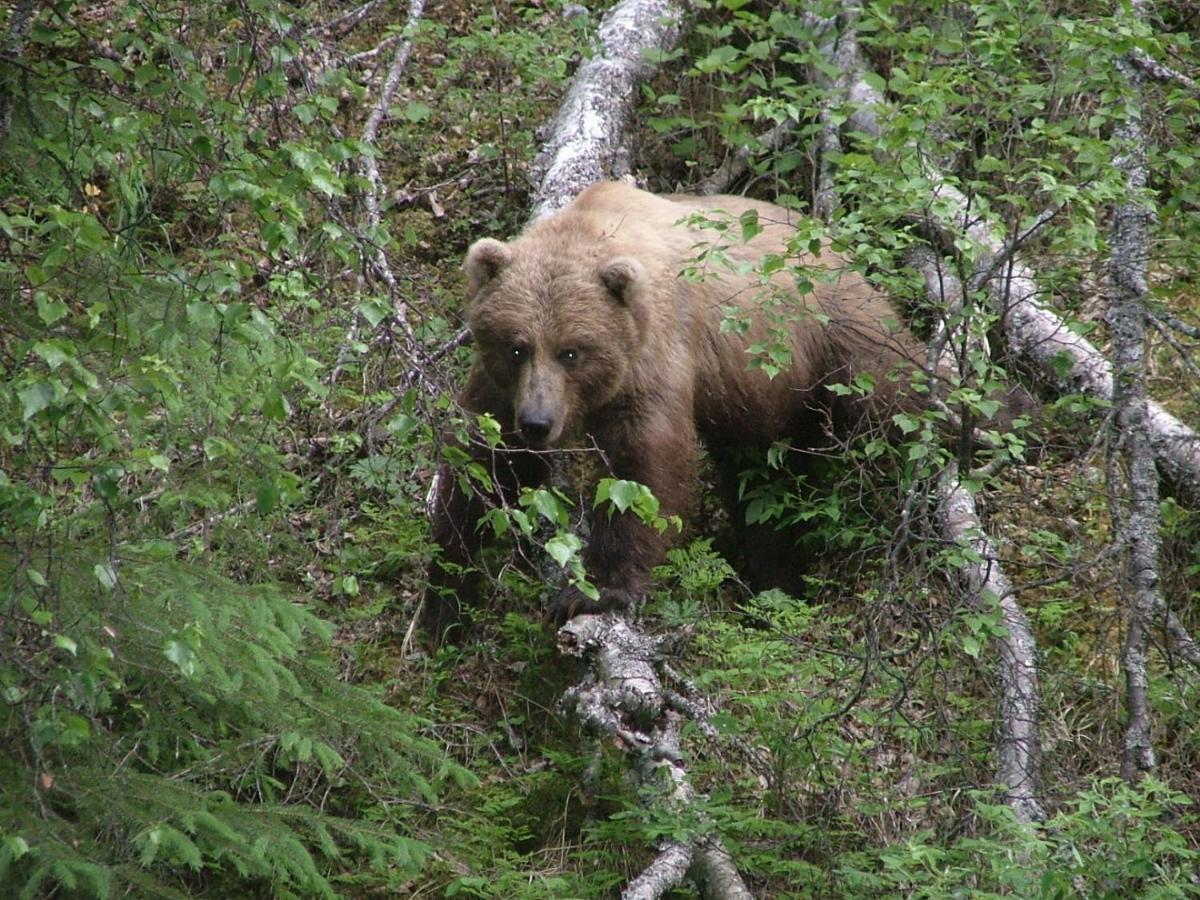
left=422, top=182, right=937, bottom=641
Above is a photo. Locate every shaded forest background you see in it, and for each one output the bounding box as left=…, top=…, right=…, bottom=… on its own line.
left=3, top=0, right=1200, bottom=896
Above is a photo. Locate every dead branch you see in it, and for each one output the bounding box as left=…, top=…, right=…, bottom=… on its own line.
left=694, top=117, right=796, bottom=196
left=530, top=0, right=687, bottom=218
left=329, top=0, right=426, bottom=391
left=559, top=616, right=752, bottom=900
left=908, top=250, right=1045, bottom=822
left=1130, top=46, right=1199, bottom=93
left=318, top=0, right=386, bottom=38
left=812, top=4, right=860, bottom=221
left=622, top=842, right=693, bottom=900
left=358, top=0, right=425, bottom=329
left=935, top=467, right=1044, bottom=822
left=833, top=39, right=1200, bottom=505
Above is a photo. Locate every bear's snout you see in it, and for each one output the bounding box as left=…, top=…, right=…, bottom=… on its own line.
left=518, top=409, right=555, bottom=446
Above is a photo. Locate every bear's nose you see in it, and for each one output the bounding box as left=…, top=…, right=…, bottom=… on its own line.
left=519, top=414, right=553, bottom=445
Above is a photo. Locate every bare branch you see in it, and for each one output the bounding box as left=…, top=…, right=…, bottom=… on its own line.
left=622, top=842, right=693, bottom=900
left=318, top=1, right=386, bottom=38
left=837, top=46, right=1200, bottom=504
left=812, top=4, right=861, bottom=221
left=559, top=616, right=752, bottom=900
left=1130, top=47, right=1199, bottom=93
left=1149, top=309, right=1200, bottom=341
left=907, top=250, right=1045, bottom=822
left=329, top=0, right=426, bottom=391
left=530, top=0, right=687, bottom=218
left=695, top=117, right=796, bottom=196
left=360, top=0, right=425, bottom=324
left=936, top=465, right=1045, bottom=822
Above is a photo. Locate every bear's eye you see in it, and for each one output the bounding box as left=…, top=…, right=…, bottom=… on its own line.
left=557, top=348, right=578, bottom=365
left=510, top=345, right=527, bottom=362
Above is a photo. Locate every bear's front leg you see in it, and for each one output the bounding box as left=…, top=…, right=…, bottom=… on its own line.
left=422, top=372, right=551, bottom=644
left=546, top=410, right=698, bottom=624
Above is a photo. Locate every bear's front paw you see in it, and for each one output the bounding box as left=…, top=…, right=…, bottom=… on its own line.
left=544, top=585, right=639, bottom=626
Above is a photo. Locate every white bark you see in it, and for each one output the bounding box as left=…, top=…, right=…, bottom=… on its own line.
left=358, top=0, right=425, bottom=332
left=622, top=842, right=693, bottom=900
left=559, top=616, right=752, bottom=900
left=530, top=0, right=686, bottom=218
left=824, top=39, right=1200, bottom=503
left=907, top=251, right=1044, bottom=822
left=817, top=11, right=1046, bottom=821
left=812, top=5, right=860, bottom=221
left=935, top=467, right=1044, bottom=821
left=1109, top=10, right=1160, bottom=780
left=0, top=0, right=37, bottom=142
left=330, top=0, right=426, bottom=392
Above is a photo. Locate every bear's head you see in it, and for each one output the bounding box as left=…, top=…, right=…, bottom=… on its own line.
left=463, top=236, right=651, bottom=448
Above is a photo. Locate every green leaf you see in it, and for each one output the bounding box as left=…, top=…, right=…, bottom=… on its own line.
left=35, top=290, right=68, bottom=326
left=546, top=533, right=582, bottom=568
left=32, top=340, right=74, bottom=370
left=18, top=381, right=56, bottom=420
left=262, top=387, right=292, bottom=421
left=695, top=45, right=740, bottom=73
left=164, top=640, right=197, bottom=677
left=53, top=634, right=78, bottom=655
left=94, top=562, right=118, bottom=590
left=403, top=101, right=432, bottom=122
left=255, top=479, right=281, bottom=515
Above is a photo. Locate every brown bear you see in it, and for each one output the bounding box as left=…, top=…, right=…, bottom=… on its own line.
left=422, top=180, right=938, bottom=641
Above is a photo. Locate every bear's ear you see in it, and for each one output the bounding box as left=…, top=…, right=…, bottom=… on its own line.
left=464, top=238, right=511, bottom=296
left=598, top=257, right=644, bottom=305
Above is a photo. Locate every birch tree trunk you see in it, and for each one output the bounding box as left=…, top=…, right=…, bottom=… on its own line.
left=530, top=0, right=685, bottom=219
left=1108, top=4, right=1163, bottom=782
left=515, top=3, right=750, bottom=894
left=808, top=15, right=1200, bottom=504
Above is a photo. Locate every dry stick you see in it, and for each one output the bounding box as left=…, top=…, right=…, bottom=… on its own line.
left=518, top=1, right=749, bottom=894
left=1109, top=15, right=1162, bottom=780
left=329, top=0, right=426, bottom=391
left=1129, top=47, right=1199, bottom=93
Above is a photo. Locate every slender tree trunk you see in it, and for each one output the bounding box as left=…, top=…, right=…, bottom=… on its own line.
left=1109, top=12, right=1162, bottom=781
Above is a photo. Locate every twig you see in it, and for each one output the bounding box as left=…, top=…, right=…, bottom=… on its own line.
left=166, top=499, right=258, bottom=541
